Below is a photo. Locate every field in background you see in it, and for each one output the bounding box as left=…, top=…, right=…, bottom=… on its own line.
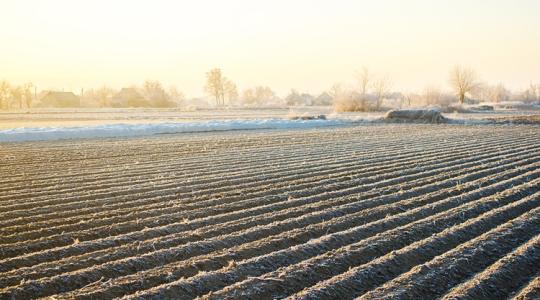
left=1, top=124, right=539, bottom=299
left=0, top=107, right=538, bottom=129
left=0, top=107, right=333, bottom=129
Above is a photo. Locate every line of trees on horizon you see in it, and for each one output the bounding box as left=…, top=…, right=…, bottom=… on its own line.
left=333, top=65, right=540, bottom=112
left=1, top=66, right=539, bottom=110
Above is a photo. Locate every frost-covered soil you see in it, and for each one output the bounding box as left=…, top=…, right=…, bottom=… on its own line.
left=1, top=124, right=539, bottom=299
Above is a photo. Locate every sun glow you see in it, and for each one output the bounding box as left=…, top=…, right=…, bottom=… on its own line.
left=1, top=0, right=539, bottom=96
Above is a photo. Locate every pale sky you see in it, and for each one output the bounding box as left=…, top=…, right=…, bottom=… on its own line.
left=1, top=0, right=539, bottom=96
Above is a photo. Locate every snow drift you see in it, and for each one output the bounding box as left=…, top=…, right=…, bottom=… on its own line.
left=0, top=118, right=350, bottom=142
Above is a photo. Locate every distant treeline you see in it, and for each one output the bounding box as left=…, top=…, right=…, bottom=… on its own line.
left=1, top=66, right=539, bottom=111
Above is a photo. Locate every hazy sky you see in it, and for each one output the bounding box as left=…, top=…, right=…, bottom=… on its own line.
left=1, top=0, right=539, bottom=96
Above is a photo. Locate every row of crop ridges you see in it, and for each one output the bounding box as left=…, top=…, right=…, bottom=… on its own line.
left=2, top=139, right=537, bottom=265
left=3, top=132, right=531, bottom=241
left=2, top=163, right=538, bottom=299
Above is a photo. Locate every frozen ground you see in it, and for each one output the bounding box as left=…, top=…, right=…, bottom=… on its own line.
left=0, top=107, right=538, bottom=142
left=1, top=124, right=539, bottom=299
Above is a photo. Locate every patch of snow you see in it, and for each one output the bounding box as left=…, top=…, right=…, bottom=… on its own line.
left=0, top=118, right=353, bottom=142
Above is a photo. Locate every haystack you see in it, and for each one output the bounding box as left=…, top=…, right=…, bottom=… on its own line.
left=383, top=109, right=447, bottom=123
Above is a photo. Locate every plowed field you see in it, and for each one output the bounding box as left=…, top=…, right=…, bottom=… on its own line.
left=1, top=124, right=539, bottom=299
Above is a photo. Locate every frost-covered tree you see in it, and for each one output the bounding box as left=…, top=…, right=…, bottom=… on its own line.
left=356, top=67, right=371, bottom=95
left=332, top=88, right=365, bottom=112
left=372, top=76, right=391, bottom=109
left=142, top=80, right=176, bottom=107
left=243, top=86, right=275, bottom=106
left=10, top=85, right=23, bottom=109
left=205, top=68, right=225, bottom=106
left=23, top=83, right=34, bottom=108
left=95, top=86, right=115, bottom=107
left=328, top=84, right=343, bottom=101
left=450, top=65, right=479, bottom=104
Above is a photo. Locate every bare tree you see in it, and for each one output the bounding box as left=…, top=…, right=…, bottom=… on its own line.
left=328, top=84, right=343, bottom=100
left=242, top=88, right=256, bottom=105
left=205, top=68, right=225, bottom=106
left=95, top=86, right=114, bottom=107
left=490, top=83, right=510, bottom=103
left=142, top=80, right=167, bottom=101
left=243, top=86, right=275, bottom=105
left=23, top=83, right=34, bottom=108
left=11, top=85, right=23, bottom=109
left=255, top=86, right=274, bottom=104
left=0, top=81, right=11, bottom=109
left=372, top=76, right=391, bottom=109
left=142, top=80, right=176, bottom=107
left=356, top=67, right=371, bottom=95
left=224, top=79, right=238, bottom=104
left=449, top=65, right=479, bottom=105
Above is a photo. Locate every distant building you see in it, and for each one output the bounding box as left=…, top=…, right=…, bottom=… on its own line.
left=112, top=88, right=149, bottom=107
left=40, top=91, right=80, bottom=108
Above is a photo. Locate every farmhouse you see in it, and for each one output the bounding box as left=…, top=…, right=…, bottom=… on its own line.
left=40, top=91, right=80, bottom=108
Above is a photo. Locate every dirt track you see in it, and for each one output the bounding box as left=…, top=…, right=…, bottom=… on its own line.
left=0, top=124, right=539, bottom=299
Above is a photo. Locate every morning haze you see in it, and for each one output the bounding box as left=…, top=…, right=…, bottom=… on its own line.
left=1, top=0, right=539, bottom=96
left=2, top=1, right=540, bottom=299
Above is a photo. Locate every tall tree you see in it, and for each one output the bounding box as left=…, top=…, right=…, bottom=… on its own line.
left=205, top=68, right=225, bottom=106
left=11, top=85, right=23, bottom=109
left=373, top=76, right=391, bottom=109
left=95, top=86, right=114, bottom=107
left=255, top=86, right=274, bottom=104
left=23, top=83, right=34, bottom=108
left=449, top=65, right=479, bottom=105
left=328, top=84, right=343, bottom=101
left=242, top=88, right=256, bottom=105
left=356, top=67, right=371, bottom=95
